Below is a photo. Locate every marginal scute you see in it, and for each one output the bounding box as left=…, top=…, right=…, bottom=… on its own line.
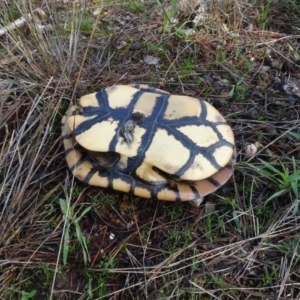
left=67, top=114, right=94, bottom=133
left=216, top=124, right=235, bottom=144
left=180, top=153, right=217, bottom=181
left=79, top=92, right=98, bottom=107
left=105, top=85, right=139, bottom=109
left=177, top=183, right=198, bottom=201
left=65, top=149, right=82, bottom=169
left=164, top=95, right=200, bottom=119
left=134, top=92, right=158, bottom=115
left=73, top=163, right=93, bottom=182
left=88, top=172, right=109, bottom=188
left=61, top=84, right=236, bottom=202
left=178, top=125, right=219, bottom=147
left=134, top=187, right=151, bottom=198
left=113, top=178, right=131, bottom=193
left=203, top=103, right=226, bottom=123
left=212, top=146, right=234, bottom=168
left=157, top=188, right=179, bottom=201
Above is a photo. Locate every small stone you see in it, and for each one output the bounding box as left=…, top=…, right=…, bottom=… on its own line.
left=247, top=109, right=259, bottom=120
left=130, top=41, right=142, bottom=51
left=204, top=200, right=216, bottom=214
left=212, top=97, right=228, bottom=108
left=244, top=143, right=257, bottom=158
left=109, top=232, right=115, bottom=240
left=116, top=41, right=127, bottom=50
left=265, top=127, right=278, bottom=136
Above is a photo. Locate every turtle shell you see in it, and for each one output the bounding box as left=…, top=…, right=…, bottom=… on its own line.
left=62, top=84, right=235, bottom=202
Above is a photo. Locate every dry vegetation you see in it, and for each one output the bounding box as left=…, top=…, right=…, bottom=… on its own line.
left=0, top=0, right=300, bottom=299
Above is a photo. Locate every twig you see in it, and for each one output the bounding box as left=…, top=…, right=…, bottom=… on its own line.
left=0, top=8, right=52, bottom=37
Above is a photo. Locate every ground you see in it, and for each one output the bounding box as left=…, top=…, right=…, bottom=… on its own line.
left=0, top=0, right=300, bottom=299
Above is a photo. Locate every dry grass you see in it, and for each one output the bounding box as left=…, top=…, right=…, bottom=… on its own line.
left=0, top=0, right=300, bottom=299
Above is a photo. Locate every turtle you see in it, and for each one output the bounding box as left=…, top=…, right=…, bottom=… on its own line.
left=61, top=84, right=236, bottom=206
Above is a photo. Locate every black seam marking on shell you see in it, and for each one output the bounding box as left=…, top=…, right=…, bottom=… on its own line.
left=79, top=90, right=109, bottom=116
left=65, top=147, right=75, bottom=156
left=113, top=94, right=169, bottom=176
left=199, top=99, right=208, bottom=121
left=151, top=188, right=157, bottom=200
left=162, top=123, right=225, bottom=176
left=120, top=92, right=232, bottom=179
left=206, top=177, right=221, bottom=188
left=89, top=167, right=114, bottom=189
left=190, top=185, right=202, bottom=200
left=73, top=89, right=112, bottom=135
left=74, top=114, right=110, bottom=136
left=162, top=125, right=197, bottom=176
left=96, top=89, right=109, bottom=108
left=133, top=84, right=170, bottom=95
left=174, top=132, right=234, bottom=177
left=69, top=156, right=87, bottom=172
left=129, top=175, right=135, bottom=194
left=62, top=133, right=73, bottom=140
left=105, top=171, right=116, bottom=186
left=208, top=140, right=235, bottom=153
left=126, top=94, right=170, bottom=177
left=69, top=151, right=105, bottom=176
left=209, top=122, right=228, bottom=141
left=84, top=168, right=98, bottom=184
left=168, top=182, right=181, bottom=201
left=111, top=170, right=137, bottom=194
left=204, top=142, right=235, bottom=168
left=143, top=98, right=230, bottom=177
left=171, top=184, right=181, bottom=202
left=107, top=171, right=113, bottom=190
left=75, top=102, right=138, bottom=144
left=108, top=90, right=145, bottom=150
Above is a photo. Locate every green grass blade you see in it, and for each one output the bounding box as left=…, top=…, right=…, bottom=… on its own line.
left=258, top=159, right=283, bottom=176
left=63, top=226, right=70, bottom=265
left=289, top=132, right=300, bottom=140
left=265, top=189, right=288, bottom=205
left=75, top=222, right=88, bottom=264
